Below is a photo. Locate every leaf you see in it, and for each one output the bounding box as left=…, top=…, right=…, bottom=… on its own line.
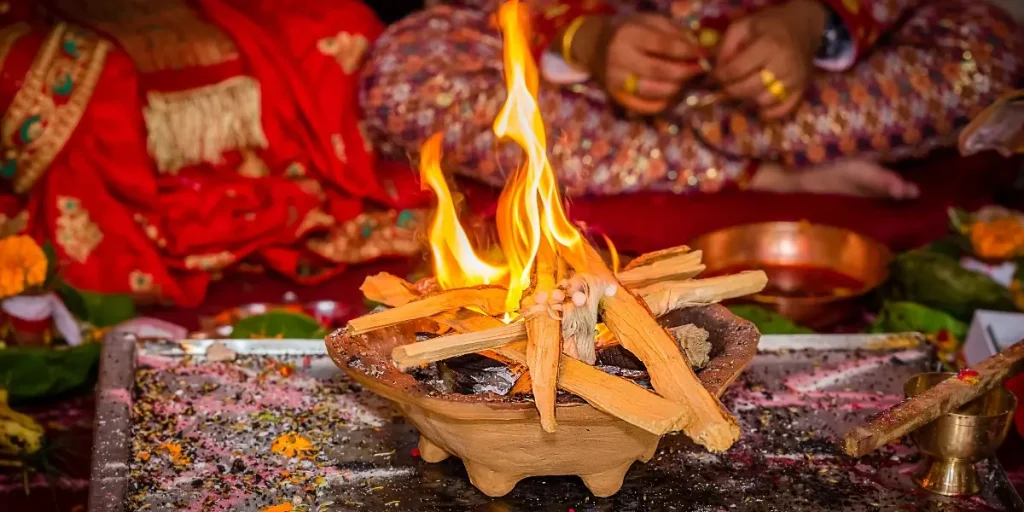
left=231, top=311, right=326, bottom=339
left=869, top=301, right=968, bottom=340
left=947, top=207, right=974, bottom=235
left=919, top=235, right=970, bottom=261
left=41, top=242, right=60, bottom=289
left=63, top=289, right=136, bottom=327
left=0, top=343, right=101, bottom=404
left=727, top=304, right=814, bottom=335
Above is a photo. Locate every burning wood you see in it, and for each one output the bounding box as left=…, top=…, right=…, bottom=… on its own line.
left=617, top=250, right=705, bottom=288
left=640, top=271, right=769, bottom=316
left=339, top=0, right=766, bottom=454
left=392, top=322, right=527, bottom=370
left=523, top=247, right=561, bottom=432
left=346, top=286, right=507, bottom=335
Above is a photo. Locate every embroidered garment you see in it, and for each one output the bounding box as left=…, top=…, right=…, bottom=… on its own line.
left=0, top=1, right=428, bottom=307
left=360, top=0, right=1024, bottom=195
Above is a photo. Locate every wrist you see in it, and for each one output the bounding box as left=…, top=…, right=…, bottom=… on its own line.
left=568, top=15, right=608, bottom=73
left=785, top=0, right=828, bottom=57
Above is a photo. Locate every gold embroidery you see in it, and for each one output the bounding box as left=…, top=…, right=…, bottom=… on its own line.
left=237, top=150, right=270, bottom=178
left=2, top=24, right=111, bottom=193
left=285, top=162, right=307, bottom=178
left=0, top=23, right=29, bottom=70
left=52, top=0, right=238, bottom=72
left=0, top=211, right=28, bottom=238
left=317, top=31, right=369, bottom=74
left=842, top=0, right=860, bottom=14
left=295, top=208, right=335, bottom=237
left=55, top=196, right=103, bottom=263
left=331, top=133, right=347, bottom=162
left=184, top=251, right=235, bottom=271
left=143, top=76, right=269, bottom=173
left=129, top=270, right=155, bottom=294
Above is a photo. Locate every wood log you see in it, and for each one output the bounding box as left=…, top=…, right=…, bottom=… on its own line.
left=617, top=251, right=704, bottom=289
left=347, top=286, right=507, bottom=335
left=624, top=246, right=691, bottom=270
left=391, top=322, right=527, bottom=370
left=562, top=241, right=740, bottom=452
left=640, top=271, right=768, bottom=316
left=361, top=273, right=420, bottom=307
left=842, top=339, right=1024, bottom=457
left=494, top=342, right=691, bottom=436
left=523, top=247, right=561, bottom=432
left=433, top=311, right=688, bottom=434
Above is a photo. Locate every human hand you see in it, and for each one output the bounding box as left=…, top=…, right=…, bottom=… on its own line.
left=749, top=160, right=921, bottom=200
left=575, top=14, right=704, bottom=115
left=713, top=0, right=827, bottom=120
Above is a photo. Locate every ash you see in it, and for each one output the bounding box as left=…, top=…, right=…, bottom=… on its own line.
left=123, top=346, right=1019, bottom=511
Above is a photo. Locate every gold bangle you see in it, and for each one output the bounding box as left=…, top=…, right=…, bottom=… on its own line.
left=560, top=15, right=588, bottom=70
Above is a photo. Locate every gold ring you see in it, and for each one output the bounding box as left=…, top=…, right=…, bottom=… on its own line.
left=768, top=80, right=788, bottom=101
left=623, top=73, right=639, bottom=95
left=760, top=69, right=777, bottom=87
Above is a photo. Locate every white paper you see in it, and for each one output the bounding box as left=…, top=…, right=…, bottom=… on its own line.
left=963, top=310, right=1024, bottom=365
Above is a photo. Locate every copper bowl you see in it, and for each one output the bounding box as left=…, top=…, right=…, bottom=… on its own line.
left=325, top=305, right=759, bottom=497
left=690, top=222, right=891, bottom=329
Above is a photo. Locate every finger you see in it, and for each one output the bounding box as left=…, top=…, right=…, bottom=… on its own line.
left=714, top=38, right=771, bottom=85
left=717, top=18, right=755, bottom=64
left=607, top=66, right=681, bottom=100
left=630, top=16, right=697, bottom=61
left=761, top=88, right=803, bottom=120
left=614, top=47, right=703, bottom=83
left=610, top=90, right=669, bottom=115
left=722, top=71, right=767, bottom=102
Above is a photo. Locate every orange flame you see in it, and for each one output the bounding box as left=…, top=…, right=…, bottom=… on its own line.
left=420, top=0, right=591, bottom=313
left=420, top=133, right=507, bottom=289
left=492, top=0, right=583, bottom=311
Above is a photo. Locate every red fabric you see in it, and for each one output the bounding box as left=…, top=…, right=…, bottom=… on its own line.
left=1008, top=372, right=1024, bottom=437
left=463, top=151, right=1014, bottom=253
left=0, top=2, right=419, bottom=307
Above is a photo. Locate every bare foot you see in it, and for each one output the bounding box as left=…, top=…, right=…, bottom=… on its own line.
left=749, top=159, right=921, bottom=200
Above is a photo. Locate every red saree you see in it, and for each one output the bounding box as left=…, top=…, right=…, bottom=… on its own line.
left=0, top=0, right=427, bottom=307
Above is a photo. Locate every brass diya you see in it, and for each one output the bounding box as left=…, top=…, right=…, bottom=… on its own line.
left=690, top=222, right=891, bottom=329
left=326, top=305, right=759, bottom=497
left=904, top=372, right=1018, bottom=496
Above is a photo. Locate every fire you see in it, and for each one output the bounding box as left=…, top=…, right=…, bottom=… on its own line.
left=419, top=133, right=507, bottom=289
left=421, top=0, right=586, bottom=312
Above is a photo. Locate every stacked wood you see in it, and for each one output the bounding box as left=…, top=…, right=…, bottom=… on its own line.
left=343, top=243, right=767, bottom=452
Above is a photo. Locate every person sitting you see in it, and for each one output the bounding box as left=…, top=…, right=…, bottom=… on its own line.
left=360, top=0, right=1023, bottom=199
left=0, top=0, right=426, bottom=306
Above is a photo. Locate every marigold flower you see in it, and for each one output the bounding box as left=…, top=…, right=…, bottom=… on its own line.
left=0, top=235, right=48, bottom=299
left=271, top=432, right=317, bottom=460
left=969, top=216, right=1024, bottom=260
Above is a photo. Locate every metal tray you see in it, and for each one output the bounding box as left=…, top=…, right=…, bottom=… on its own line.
left=89, top=333, right=1024, bottom=511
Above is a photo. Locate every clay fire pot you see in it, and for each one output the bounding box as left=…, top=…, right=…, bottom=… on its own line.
left=325, top=304, right=759, bottom=497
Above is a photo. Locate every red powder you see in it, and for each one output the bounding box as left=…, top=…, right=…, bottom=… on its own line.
left=411, top=448, right=421, bottom=458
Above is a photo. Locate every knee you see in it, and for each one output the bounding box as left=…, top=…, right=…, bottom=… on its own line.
left=360, top=6, right=504, bottom=151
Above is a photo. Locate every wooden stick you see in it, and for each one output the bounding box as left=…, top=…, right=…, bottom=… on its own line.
left=562, top=241, right=740, bottom=452
left=509, top=371, right=533, bottom=395
left=624, top=246, right=691, bottom=270
left=524, top=247, right=561, bottom=433
left=640, top=271, right=768, bottom=317
left=842, top=339, right=1024, bottom=457
left=618, top=259, right=705, bottom=289
left=347, top=286, right=507, bottom=335
left=391, top=322, right=527, bottom=370
left=360, top=273, right=420, bottom=307
left=494, top=342, right=690, bottom=436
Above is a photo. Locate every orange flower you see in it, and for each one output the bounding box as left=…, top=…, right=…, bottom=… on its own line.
left=271, top=433, right=317, bottom=460
left=969, top=216, right=1024, bottom=260
left=0, top=235, right=48, bottom=299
